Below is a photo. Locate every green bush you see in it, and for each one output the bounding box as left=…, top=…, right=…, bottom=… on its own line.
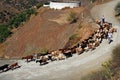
left=0, top=24, right=12, bottom=42
left=67, top=12, right=77, bottom=24
left=36, top=3, right=43, bottom=9
left=40, top=48, right=48, bottom=55
left=0, top=8, right=37, bottom=43
left=112, top=44, right=120, bottom=66
left=8, top=9, right=36, bottom=28
left=115, top=2, right=120, bottom=16
left=69, top=34, right=77, bottom=40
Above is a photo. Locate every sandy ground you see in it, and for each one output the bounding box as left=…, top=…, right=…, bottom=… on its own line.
left=0, top=0, right=120, bottom=80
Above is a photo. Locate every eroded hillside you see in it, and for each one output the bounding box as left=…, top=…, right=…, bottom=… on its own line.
left=0, top=0, right=108, bottom=58
left=0, top=6, right=98, bottom=58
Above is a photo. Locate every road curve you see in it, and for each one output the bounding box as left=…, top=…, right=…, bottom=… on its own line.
left=0, top=0, right=120, bottom=80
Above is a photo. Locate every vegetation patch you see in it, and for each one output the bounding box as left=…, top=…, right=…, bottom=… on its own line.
left=64, top=34, right=80, bottom=48
left=67, top=11, right=77, bottom=24
left=0, top=24, right=12, bottom=43
left=0, top=8, right=38, bottom=43
left=115, top=2, right=120, bottom=16
left=4, top=0, right=39, bottom=10
left=81, top=44, right=120, bottom=80
left=0, top=0, right=44, bottom=43
left=69, top=34, right=78, bottom=40
left=0, top=0, right=44, bottom=24
left=8, top=9, right=37, bottom=28
left=36, top=3, right=43, bottom=9
left=40, top=48, right=48, bottom=55
left=112, top=44, right=120, bottom=67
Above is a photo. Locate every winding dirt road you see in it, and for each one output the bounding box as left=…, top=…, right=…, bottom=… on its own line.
left=0, top=0, right=120, bottom=80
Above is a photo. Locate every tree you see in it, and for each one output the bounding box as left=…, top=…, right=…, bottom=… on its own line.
left=0, top=24, right=12, bottom=42
left=0, top=8, right=37, bottom=43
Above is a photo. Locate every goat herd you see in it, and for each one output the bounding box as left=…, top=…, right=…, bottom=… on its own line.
left=0, top=19, right=117, bottom=73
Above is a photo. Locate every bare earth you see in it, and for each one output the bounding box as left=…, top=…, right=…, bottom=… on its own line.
left=0, top=0, right=120, bottom=80
left=2, top=7, right=85, bottom=58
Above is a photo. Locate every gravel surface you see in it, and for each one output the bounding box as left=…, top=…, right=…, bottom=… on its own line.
left=0, top=0, right=120, bottom=80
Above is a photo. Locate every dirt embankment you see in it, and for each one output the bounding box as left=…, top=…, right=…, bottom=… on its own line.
left=0, top=6, right=97, bottom=58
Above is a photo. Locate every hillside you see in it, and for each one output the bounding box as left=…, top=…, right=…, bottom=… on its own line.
left=0, top=0, right=41, bottom=24
left=0, top=5, right=98, bottom=58
left=0, top=0, right=104, bottom=58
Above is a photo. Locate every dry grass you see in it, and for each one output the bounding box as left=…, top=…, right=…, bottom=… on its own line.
left=112, top=44, right=120, bottom=66
left=81, top=70, right=107, bottom=80
left=81, top=44, right=120, bottom=80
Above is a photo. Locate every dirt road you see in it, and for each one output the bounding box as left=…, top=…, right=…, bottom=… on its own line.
left=0, top=0, right=120, bottom=80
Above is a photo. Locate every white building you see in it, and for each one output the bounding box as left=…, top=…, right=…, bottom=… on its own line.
left=44, top=1, right=81, bottom=10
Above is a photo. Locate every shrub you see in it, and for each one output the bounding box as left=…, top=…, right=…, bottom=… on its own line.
left=40, top=48, right=48, bottom=55
left=0, top=8, right=37, bottom=43
left=0, top=24, right=12, bottom=43
left=8, top=9, right=36, bottom=28
left=36, top=3, right=43, bottom=9
left=81, top=61, right=114, bottom=80
left=69, top=34, right=77, bottom=40
left=81, top=70, right=106, bottom=80
left=102, top=61, right=114, bottom=80
left=67, top=12, right=77, bottom=24
left=115, top=2, right=120, bottom=16
left=112, top=44, right=120, bottom=66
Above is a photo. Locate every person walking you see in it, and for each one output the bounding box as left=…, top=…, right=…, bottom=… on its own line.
left=107, top=32, right=113, bottom=44
left=102, top=15, right=105, bottom=23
